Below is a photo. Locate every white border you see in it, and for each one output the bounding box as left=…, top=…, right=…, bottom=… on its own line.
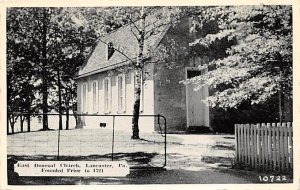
left=1, top=1, right=299, bottom=190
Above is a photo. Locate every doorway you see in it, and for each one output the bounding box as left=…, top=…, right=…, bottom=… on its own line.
left=185, top=67, right=209, bottom=129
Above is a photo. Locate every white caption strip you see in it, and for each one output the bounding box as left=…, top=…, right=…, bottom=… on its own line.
left=14, top=161, right=130, bottom=177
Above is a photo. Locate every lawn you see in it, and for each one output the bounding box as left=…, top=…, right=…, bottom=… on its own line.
left=8, top=128, right=179, bottom=167
left=7, top=129, right=293, bottom=184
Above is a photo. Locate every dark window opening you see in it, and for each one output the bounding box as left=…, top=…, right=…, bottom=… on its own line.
left=107, top=42, right=115, bottom=60
left=187, top=70, right=201, bottom=79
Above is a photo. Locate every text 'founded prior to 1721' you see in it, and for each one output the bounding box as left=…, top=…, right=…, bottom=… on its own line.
left=14, top=161, right=129, bottom=177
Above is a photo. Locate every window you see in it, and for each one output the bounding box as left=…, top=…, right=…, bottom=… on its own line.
left=187, top=70, right=202, bottom=79
left=104, top=77, right=111, bottom=113
left=92, top=80, right=98, bottom=113
left=107, top=42, right=115, bottom=60
left=82, top=83, right=87, bottom=113
left=117, top=74, right=126, bottom=112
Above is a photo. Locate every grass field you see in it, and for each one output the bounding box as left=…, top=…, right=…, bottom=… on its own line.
left=7, top=129, right=236, bottom=167
left=7, top=129, right=293, bottom=184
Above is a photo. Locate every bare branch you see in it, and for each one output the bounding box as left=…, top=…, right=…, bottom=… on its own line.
left=130, top=27, right=139, bottom=41
left=127, top=16, right=140, bottom=32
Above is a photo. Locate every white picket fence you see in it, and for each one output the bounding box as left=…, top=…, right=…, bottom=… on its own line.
left=235, top=122, right=293, bottom=171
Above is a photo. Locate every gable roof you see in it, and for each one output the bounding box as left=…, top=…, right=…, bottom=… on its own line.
left=76, top=15, right=170, bottom=79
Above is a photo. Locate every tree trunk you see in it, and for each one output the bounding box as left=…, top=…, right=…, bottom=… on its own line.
left=57, top=69, right=63, bottom=130
left=27, top=114, right=31, bottom=132
left=132, top=70, right=142, bottom=139
left=42, top=8, right=49, bottom=130
left=66, top=109, right=69, bottom=130
left=10, top=121, right=15, bottom=134
left=8, top=115, right=15, bottom=134
left=20, top=115, right=24, bottom=133
left=42, top=80, right=49, bottom=130
left=9, top=116, right=17, bottom=134
left=72, top=103, right=82, bottom=129
left=26, top=97, right=31, bottom=132
left=131, top=9, right=146, bottom=139
left=73, top=111, right=82, bottom=129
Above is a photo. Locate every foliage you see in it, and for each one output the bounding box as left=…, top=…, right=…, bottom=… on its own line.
left=7, top=7, right=99, bottom=130
left=185, top=5, right=292, bottom=109
left=47, top=8, right=98, bottom=116
left=7, top=8, right=40, bottom=131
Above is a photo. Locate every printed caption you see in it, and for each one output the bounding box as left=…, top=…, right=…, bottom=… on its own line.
left=15, top=161, right=129, bottom=177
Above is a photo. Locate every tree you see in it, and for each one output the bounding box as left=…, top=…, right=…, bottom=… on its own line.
left=75, top=7, right=181, bottom=139
left=49, top=7, right=98, bottom=128
left=7, top=7, right=99, bottom=131
left=185, top=5, right=292, bottom=114
left=7, top=7, right=59, bottom=130
left=7, top=8, right=40, bottom=133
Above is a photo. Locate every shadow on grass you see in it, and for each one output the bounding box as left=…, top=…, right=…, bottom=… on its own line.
left=7, top=128, right=56, bottom=135
left=7, top=128, right=82, bottom=135
left=223, top=136, right=235, bottom=139
left=8, top=152, right=158, bottom=164
left=201, top=155, right=233, bottom=166
left=139, top=138, right=183, bottom=145
left=211, top=142, right=235, bottom=151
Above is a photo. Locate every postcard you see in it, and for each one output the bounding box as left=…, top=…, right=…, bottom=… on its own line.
left=1, top=0, right=299, bottom=189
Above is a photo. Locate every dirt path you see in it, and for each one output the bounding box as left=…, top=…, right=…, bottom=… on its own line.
left=151, top=134, right=236, bottom=169
left=143, top=134, right=256, bottom=184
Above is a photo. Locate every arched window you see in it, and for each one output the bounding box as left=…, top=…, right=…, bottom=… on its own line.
left=92, top=80, right=98, bottom=113
left=117, top=74, right=126, bottom=112
left=104, top=77, right=111, bottom=113
left=82, top=83, right=88, bottom=113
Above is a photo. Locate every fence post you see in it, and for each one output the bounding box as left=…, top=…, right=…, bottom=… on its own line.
left=162, top=114, right=167, bottom=167
left=256, top=123, right=262, bottom=170
left=282, top=123, right=288, bottom=171
left=267, top=123, right=271, bottom=171
left=287, top=122, right=292, bottom=170
left=57, top=127, right=61, bottom=160
left=111, top=116, right=115, bottom=161
left=246, top=124, right=249, bottom=165
left=276, top=123, right=281, bottom=170
left=250, top=124, right=254, bottom=168
left=240, top=124, right=244, bottom=164
left=271, top=123, right=276, bottom=171
left=264, top=124, right=268, bottom=170
left=238, top=124, right=242, bottom=164
left=253, top=124, right=258, bottom=170
left=234, top=124, right=238, bottom=164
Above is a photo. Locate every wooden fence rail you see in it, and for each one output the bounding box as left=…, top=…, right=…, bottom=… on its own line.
left=235, top=122, right=293, bottom=172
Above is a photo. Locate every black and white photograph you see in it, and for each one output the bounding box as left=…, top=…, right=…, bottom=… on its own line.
left=1, top=1, right=298, bottom=188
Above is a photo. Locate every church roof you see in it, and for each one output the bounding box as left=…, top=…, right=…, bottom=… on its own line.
left=76, top=16, right=170, bottom=78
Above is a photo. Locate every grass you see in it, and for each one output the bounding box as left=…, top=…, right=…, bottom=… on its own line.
left=6, top=130, right=294, bottom=184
